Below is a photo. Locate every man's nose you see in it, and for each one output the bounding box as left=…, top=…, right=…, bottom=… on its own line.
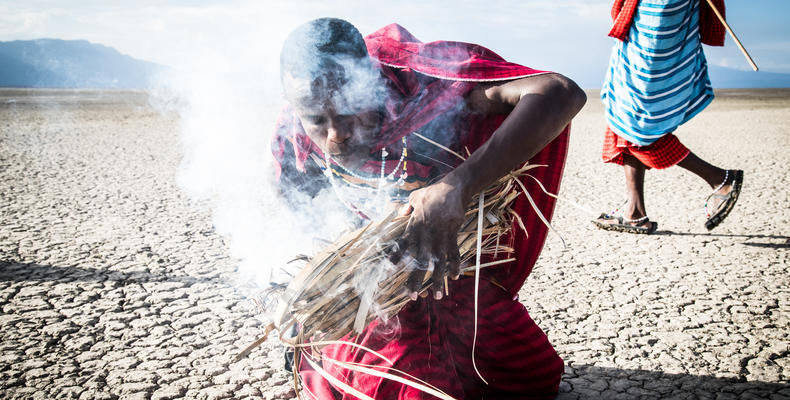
left=327, top=117, right=352, bottom=144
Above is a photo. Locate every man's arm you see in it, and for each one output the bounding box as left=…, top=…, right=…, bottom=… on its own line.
left=451, top=73, right=587, bottom=201
left=395, top=73, right=586, bottom=300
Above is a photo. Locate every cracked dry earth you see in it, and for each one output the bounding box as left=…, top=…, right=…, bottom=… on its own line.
left=1, top=88, right=788, bottom=399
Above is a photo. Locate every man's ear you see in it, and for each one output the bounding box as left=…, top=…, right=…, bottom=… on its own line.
left=282, top=73, right=309, bottom=102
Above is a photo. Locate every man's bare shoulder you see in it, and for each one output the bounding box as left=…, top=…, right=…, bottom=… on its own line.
left=466, top=73, right=585, bottom=115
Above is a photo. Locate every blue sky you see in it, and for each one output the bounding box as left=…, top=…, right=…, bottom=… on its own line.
left=1, top=0, right=788, bottom=88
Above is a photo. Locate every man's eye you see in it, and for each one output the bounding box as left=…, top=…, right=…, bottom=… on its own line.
left=306, top=116, right=325, bottom=125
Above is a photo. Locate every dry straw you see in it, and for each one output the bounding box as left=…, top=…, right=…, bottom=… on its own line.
left=236, top=161, right=556, bottom=399
left=274, top=164, right=533, bottom=342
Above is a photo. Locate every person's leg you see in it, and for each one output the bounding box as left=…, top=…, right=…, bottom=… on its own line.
left=594, top=154, right=656, bottom=231
left=622, top=154, right=648, bottom=220
left=677, top=151, right=744, bottom=229
left=677, top=151, right=731, bottom=193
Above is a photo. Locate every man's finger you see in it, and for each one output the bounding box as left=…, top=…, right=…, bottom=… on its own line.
left=393, top=209, right=422, bottom=265
left=430, top=253, right=446, bottom=300
left=404, top=224, right=426, bottom=298
left=416, top=229, right=432, bottom=271
left=405, top=268, right=426, bottom=301
left=446, top=233, right=462, bottom=280
left=387, top=237, right=409, bottom=265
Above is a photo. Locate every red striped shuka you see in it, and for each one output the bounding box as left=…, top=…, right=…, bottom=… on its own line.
left=272, top=23, right=570, bottom=399
left=602, top=127, right=690, bottom=170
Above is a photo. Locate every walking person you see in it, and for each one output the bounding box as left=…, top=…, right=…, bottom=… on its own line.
left=593, top=0, right=743, bottom=234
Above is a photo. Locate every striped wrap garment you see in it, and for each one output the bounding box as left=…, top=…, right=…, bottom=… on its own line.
left=602, top=0, right=724, bottom=146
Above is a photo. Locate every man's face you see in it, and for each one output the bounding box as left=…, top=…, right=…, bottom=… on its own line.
left=284, top=73, right=382, bottom=170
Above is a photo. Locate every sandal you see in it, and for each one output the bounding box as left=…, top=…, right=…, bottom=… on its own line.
left=704, top=170, right=744, bottom=231
left=592, top=213, right=658, bottom=234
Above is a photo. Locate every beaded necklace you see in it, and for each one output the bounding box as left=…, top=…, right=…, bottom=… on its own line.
left=332, top=135, right=409, bottom=186
left=323, top=135, right=410, bottom=219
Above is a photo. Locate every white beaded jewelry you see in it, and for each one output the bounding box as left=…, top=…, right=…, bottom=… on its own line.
left=621, top=215, right=648, bottom=223
left=704, top=170, right=730, bottom=218
left=337, top=137, right=407, bottom=185
left=324, top=135, right=411, bottom=217
left=606, top=201, right=648, bottom=223
left=711, top=170, right=729, bottom=195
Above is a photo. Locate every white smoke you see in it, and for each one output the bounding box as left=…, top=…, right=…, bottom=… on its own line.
left=148, top=8, right=461, bottom=329
left=148, top=9, right=361, bottom=305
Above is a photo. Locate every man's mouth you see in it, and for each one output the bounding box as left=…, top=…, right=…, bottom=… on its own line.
left=329, top=150, right=351, bottom=161
left=328, top=146, right=371, bottom=170
left=329, top=141, right=369, bottom=159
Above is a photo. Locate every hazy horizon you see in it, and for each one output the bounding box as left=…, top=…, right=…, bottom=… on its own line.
left=1, top=1, right=789, bottom=90
left=3, top=36, right=790, bottom=90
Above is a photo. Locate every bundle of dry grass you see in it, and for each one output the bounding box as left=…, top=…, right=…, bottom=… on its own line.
left=235, top=164, right=550, bottom=399
left=269, top=164, right=544, bottom=346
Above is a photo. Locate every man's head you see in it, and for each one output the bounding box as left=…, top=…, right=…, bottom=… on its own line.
left=280, top=18, right=384, bottom=169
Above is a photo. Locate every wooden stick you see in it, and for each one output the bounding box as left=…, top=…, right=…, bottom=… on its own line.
left=704, top=0, right=758, bottom=71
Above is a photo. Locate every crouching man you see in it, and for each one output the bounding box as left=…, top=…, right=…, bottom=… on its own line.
left=272, top=18, right=586, bottom=399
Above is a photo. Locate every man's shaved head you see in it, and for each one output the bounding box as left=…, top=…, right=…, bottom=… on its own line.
left=280, top=18, right=370, bottom=90
left=279, top=18, right=386, bottom=170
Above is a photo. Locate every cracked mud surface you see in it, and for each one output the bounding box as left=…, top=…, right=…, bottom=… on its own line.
left=1, top=89, right=788, bottom=399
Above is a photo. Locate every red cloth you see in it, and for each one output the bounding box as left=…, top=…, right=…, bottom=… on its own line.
left=602, top=126, right=690, bottom=169
left=273, top=23, right=569, bottom=399
left=698, top=0, right=727, bottom=46
left=608, top=0, right=640, bottom=41
left=365, top=23, right=548, bottom=81
left=608, top=0, right=727, bottom=46
left=301, top=279, right=564, bottom=400
left=273, top=23, right=549, bottom=180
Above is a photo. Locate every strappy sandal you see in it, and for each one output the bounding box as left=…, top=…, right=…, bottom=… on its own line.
left=704, top=170, right=744, bottom=231
left=592, top=213, right=658, bottom=234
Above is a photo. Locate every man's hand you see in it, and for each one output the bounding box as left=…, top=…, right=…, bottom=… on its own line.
left=390, top=179, right=466, bottom=301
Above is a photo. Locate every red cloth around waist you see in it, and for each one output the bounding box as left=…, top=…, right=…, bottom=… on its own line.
left=602, top=126, right=690, bottom=169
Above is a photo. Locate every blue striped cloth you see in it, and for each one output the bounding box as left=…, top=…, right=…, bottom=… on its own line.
left=601, top=0, right=714, bottom=146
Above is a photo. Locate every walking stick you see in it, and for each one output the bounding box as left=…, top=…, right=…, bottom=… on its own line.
left=704, top=0, right=759, bottom=71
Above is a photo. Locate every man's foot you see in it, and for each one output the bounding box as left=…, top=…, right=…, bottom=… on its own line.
left=704, top=170, right=744, bottom=230
left=592, top=213, right=658, bottom=234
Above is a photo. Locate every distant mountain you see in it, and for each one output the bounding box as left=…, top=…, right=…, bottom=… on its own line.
left=0, top=39, right=165, bottom=88
left=708, top=65, right=790, bottom=89
left=575, top=64, right=790, bottom=90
